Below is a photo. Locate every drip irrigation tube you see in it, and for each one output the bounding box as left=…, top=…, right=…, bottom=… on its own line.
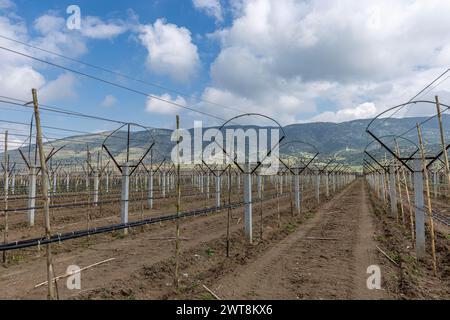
left=0, top=193, right=290, bottom=251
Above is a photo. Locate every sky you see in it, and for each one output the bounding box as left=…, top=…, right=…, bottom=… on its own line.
left=1, top=0, right=450, bottom=138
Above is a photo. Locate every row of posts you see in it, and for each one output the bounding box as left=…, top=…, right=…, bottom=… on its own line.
left=365, top=160, right=429, bottom=258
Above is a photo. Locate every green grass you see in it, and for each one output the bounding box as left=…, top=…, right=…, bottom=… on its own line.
left=305, top=212, right=315, bottom=219
left=199, top=293, right=215, bottom=300
left=285, top=222, right=296, bottom=233
left=206, top=248, right=215, bottom=257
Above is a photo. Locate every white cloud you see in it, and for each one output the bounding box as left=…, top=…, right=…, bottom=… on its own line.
left=198, top=0, right=450, bottom=124
left=193, top=0, right=223, bottom=22
left=32, top=13, right=87, bottom=58
left=146, top=93, right=187, bottom=115
left=40, top=73, right=77, bottom=102
left=311, top=102, right=377, bottom=123
left=0, top=0, right=14, bottom=9
left=101, top=95, right=118, bottom=107
left=138, top=19, right=200, bottom=82
left=0, top=9, right=129, bottom=103
left=80, top=16, right=128, bottom=39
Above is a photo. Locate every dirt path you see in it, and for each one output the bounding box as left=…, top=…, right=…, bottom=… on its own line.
left=211, top=179, right=389, bottom=300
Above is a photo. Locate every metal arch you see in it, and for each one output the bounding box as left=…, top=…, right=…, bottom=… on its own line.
left=278, top=139, right=321, bottom=175
left=217, top=113, right=287, bottom=138
left=204, top=113, right=287, bottom=174
left=366, top=100, right=450, bottom=132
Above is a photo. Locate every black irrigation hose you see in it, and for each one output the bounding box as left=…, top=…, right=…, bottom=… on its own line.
left=0, top=190, right=229, bottom=214
left=0, top=193, right=290, bottom=251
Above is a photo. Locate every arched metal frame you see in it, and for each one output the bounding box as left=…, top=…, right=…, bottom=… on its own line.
left=102, top=123, right=155, bottom=175
left=363, top=135, right=419, bottom=173
left=205, top=113, right=287, bottom=174
left=366, top=100, right=450, bottom=172
left=278, top=139, right=320, bottom=175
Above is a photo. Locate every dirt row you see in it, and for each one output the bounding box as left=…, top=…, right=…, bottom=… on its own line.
left=79, top=179, right=384, bottom=299
left=0, top=183, right=321, bottom=299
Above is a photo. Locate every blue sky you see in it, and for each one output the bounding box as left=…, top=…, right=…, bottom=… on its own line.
left=1, top=0, right=450, bottom=143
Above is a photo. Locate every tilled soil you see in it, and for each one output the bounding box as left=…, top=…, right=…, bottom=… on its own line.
left=80, top=179, right=389, bottom=300
left=2, top=178, right=447, bottom=300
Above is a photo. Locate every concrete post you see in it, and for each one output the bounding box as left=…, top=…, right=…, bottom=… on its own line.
left=257, top=174, right=262, bottom=199
left=148, top=170, right=153, bottom=209
left=280, top=175, right=283, bottom=194
left=52, top=173, right=57, bottom=194
left=381, top=173, right=386, bottom=203
left=389, top=165, right=398, bottom=217
left=93, top=171, right=99, bottom=206
left=315, top=173, right=320, bottom=204
left=28, top=166, right=36, bottom=226
left=11, top=173, right=15, bottom=195
left=66, top=173, right=70, bottom=192
left=162, top=171, right=166, bottom=198
left=216, top=173, right=221, bottom=207
left=413, top=159, right=425, bottom=259
left=106, top=173, right=109, bottom=193
left=244, top=163, right=252, bottom=243
left=200, top=173, right=204, bottom=193
left=121, top=163, right=130, bottom=235
left=325, top=171, right=329, bottom=198
left=206, top=174, right=210, bottom=199
left=294, top=169, right=300, bottom=214
left=433, top=171, right=438, bottom=198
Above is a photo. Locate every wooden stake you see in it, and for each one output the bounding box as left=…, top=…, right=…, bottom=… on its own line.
left=435, top=96, right=450, bottom=199
left=35, top=258, right=115, bottom=288
left=32, top=88, right=57, bottom=300
left=202, top=284, right=221, bottom=300
left=417, top=124, right=437, bottom=276
left=376, top=246, right=400, bottom=267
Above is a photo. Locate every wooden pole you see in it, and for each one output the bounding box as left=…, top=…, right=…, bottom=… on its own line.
left=435, top=96, right=450, bottom=198
left=2, top=130, right=8, bottom=266
left=417, top=124, right=437, bottom=275
left=174, top=115, right=181, bottom=288
left=32, top=88, right=57, bottom=300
